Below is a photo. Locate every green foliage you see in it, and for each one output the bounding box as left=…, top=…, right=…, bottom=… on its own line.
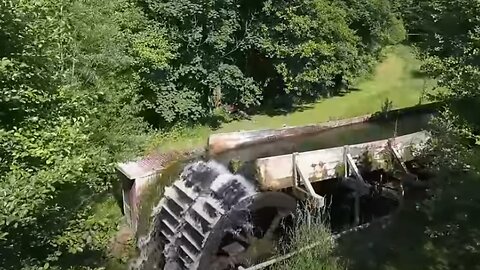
left=133, top=28, right=176, bottom=70
left=138, top=0, right=262, bottom=124
left=342, top=0, right=406, bottom=48
left=0, top=0, right=153, bottom=268
left=0, top=0, right=407, bottom=268
left=380, top=98, right=394, bottom=113
left=251, top=0, right=404, bottom=97
left=389, top=5, right=480, bottom=268
left=273, top=208, right=345, bottom=270
left=400, top=0, right=480, bottom=170
left=138, top=0, right=404, bottom=124
left=255, top=0, right=360, bottom=95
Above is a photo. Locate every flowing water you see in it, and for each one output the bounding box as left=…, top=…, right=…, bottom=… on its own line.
left=296, top=113, right=432, bottom=152
left=133, top=161, right=257, bottom=270
left=214, top=111, right=434, bottom=163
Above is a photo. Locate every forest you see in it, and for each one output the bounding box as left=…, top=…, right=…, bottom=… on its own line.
left=1, top=0, right=479, bottom=269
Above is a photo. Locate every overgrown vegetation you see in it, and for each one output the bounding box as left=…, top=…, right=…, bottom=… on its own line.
left=273, top=208, right=345, bottom=270
left=136, top=0, right=405, bottom=125
left=5, top=0, right=477, bottom=269
left=359, top=1, right=480, bottom=268
left=308, top=1, right=480, bottom=269
left=400, top=0, right=480, bottom=170
left=0, top=0, right=154, bottom=268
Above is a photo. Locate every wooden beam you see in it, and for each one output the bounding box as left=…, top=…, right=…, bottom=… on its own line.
left=292, top=153, right=325, bottom=207
left=387, top=140, right=409, bottom=173
left=346, top=153, right=365, bottom=183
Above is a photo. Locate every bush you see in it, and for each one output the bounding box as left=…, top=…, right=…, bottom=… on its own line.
left=273, top=207, right=345, bottom=270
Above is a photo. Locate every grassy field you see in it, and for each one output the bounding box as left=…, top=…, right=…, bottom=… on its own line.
left=148, top=45, right=435, bottom=152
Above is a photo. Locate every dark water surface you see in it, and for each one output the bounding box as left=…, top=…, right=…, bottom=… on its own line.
left=296, top=113, right=432, bottom=152
left=215, top=111, right=434, bottom=163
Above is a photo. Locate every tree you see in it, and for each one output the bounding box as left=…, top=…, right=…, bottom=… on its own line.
left=400, top=0, right=480, bottom=166
left=393, top=2, right=480, bottom=267
left=253, top=0, right=361, bottom=96
left=138, top=0, right=262, bottom=124
left=0, top=0, right=158, bottom=268
left=139, top=0, right=404, bottom=122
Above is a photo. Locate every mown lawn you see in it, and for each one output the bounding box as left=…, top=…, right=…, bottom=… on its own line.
left=148, top=45, right=435, bottom=152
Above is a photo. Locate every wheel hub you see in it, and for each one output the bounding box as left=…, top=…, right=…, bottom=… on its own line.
left=207, top=193, right=296, bottom=270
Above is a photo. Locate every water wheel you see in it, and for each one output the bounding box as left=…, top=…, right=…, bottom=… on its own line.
left=134, top=160, right=296, bottom=270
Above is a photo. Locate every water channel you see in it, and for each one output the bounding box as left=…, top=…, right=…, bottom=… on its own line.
left=295, top=112, right=432, bottom=152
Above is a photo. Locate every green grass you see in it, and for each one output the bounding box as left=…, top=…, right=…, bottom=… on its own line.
left=272, top=224, right=345, bottom=270
left=148, top=45, right=436, bottom=152
left=218, top=45, right=433, bottom=132
left=271, top=207, right=346, bottom=270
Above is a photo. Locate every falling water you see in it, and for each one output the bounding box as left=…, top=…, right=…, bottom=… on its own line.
left=132, top=160, right=256, bottom=270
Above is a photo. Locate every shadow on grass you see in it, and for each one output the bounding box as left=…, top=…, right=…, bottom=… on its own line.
left=141, top=83, right=365, bottom=132
left=251, top=87, right=362, bottom=118
left=257, top=103, right=315, bottom=117
left=334, top=87, right=362, bottom=97
left=411, top=69, right=429, bottom=79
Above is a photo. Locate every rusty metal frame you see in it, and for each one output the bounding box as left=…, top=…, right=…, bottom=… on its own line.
left=343, top=145, right=366, bottom=183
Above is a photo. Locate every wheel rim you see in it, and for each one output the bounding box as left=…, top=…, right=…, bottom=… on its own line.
left=200, top=192, right=297, bottom=270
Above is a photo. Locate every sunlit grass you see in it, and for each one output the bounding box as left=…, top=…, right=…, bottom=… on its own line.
left=218, top=45, right=434, bottom=132
left=146, top=125, right=211, bottom=153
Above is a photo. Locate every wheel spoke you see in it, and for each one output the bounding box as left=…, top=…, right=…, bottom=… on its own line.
left=227, top=229, right=250, bottom=244
left=263, top=209, right=289, bottom=240
left=208, top=193, right=296, bottom=270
